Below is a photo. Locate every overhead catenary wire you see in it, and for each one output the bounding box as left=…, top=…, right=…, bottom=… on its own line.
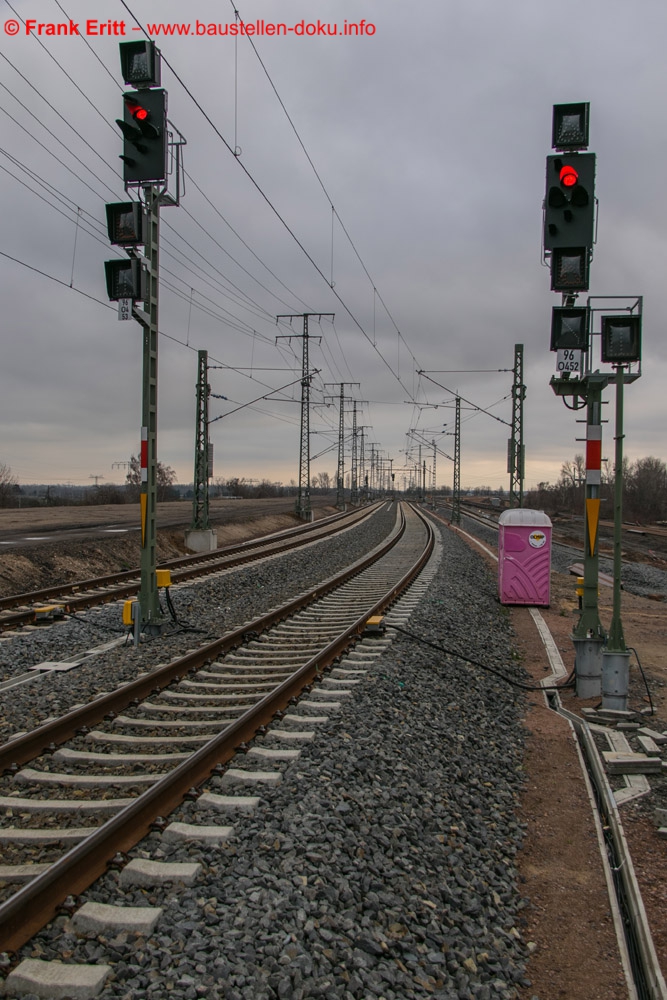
left=1, top=10, right=314, bottom=349
left=228, top=0, right=423, bottom=373
left=8, top=0, right=319, bottom=329
left=0, top=247, right=301, bottom=428
left=419, top=372, right=512, bottom=428
left=0, top=148, right=294, bottom=346
left=0, top=46, right=121, bottom=182
left=0, top=83, right=121, bottom=202
left=0, top=12, right=362, bottom=422
left=1, top=5, right=389, bottom=453
left=118, top=0, right=422, bottom=405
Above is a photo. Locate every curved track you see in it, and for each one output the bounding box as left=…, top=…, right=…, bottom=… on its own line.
left=0, top=504, right=381, bottom=632
left=0, top=501, right=434, bottom=955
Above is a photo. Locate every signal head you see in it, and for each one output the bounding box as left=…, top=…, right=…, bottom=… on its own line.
left=550, top=248, right=590, bottom=292
left=552, top=102, right=590, bottom=151
left=550, top=306, right=590, bottom=352
left=118, top=88, right=167, bottom=184
left=119, top=41, right=161, bottom=88
left=601, top=315, right=642, bottom=364
left=544, top=153, right=595, bottom=252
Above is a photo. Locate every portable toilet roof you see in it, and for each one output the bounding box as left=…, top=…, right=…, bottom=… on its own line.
left=498, top=509, right=552, bottom=527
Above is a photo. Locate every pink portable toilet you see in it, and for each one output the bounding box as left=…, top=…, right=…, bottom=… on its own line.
left=498, top=509, right=552, bottom=606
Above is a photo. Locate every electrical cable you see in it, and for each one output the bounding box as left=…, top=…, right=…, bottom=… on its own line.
left=0, top=153, right=306, bottom=391
left=627, top=646, right=654, bottom=714
left=183, top=169, right=313, bottom=314
left=0, top=86, right=121, bottom=201
left=3, top=19, right=398, bottom=445
left=4, top=0, right=120, bottom=136
left=2, top=10, right=385, bottom=450
left=163, top=587, right=210, bottom=634
left=178, top=205, right=303, bottom=314
left=62, top=611, right=126, bottom=635
left=419, top=373, right=512, bottom=428
left=0, top=47, right=120, bottom=180
left=389, top=623, right=576, bottom=692
left=14, top=0, right=314, bottom=331
left=1, top=29, right=309, bottom=353
left=0, top=161, right=108, bottom=249
left=118, top=0, right=422, bottom=404
left=229, top=0, right=423, bottom=372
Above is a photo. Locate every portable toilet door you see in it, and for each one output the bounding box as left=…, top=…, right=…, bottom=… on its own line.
left=498, top=509, right=552, bottom=606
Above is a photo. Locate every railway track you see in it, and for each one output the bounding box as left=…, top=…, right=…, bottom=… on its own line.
left=0, top=504, right=381, bottom=633
left=449, top=500, right=667, bottom=565
left=0, top=501, right=434, bottom=959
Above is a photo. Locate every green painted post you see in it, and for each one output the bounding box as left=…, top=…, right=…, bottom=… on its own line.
left=139, top=184, right=162, bottom=628
left=191, top=350, right=211, bottom=531
left=607, top=368, right=626, bottom=653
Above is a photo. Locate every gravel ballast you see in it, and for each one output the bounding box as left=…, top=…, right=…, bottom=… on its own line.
left=14, top=517, right=534, bottom=1000
left=453, top=509, right=667, bottom=599
left=0, top=505, right=398, bottom=744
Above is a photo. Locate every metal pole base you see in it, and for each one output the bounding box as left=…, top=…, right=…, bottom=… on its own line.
left=573, top=636, right=604, bottom=699
left=142, top=618, right=167, bottom=637
left=601, top=650, right=631, bottom=711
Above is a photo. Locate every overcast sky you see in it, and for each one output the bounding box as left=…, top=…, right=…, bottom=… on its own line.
left=1, top=0, right=665, bottom=494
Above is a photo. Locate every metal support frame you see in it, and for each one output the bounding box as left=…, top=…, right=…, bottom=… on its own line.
left=549, top=297, right=641, bottom=699
left=601, top=365, right=632, bottom=710
left=111, top=49, right=185, bottom=634
left=350, top=401, right=359, bottom=505
left=452, top=396, right=461, bottom=524
left=277, top=313, right=333, bottom=520
left=572, top=375, right=607, bottom=644
left=568, top=374, right=608, bottom=696
left=297, top=314, right=312, bottom=520
left=359, top=428, right=366, bottom=502
left=324, top=381, right=359, bottom=511
left=607, top=367, right=627, bottom=653
left=508, top=343, right=526, bottom=507
left=336, top=384, right=345, bottom=508
left=191, top=349, right=211, bottom=531
left=136, top=184, right=162, bottom=628
left=369, top=444, right=378, bottom=496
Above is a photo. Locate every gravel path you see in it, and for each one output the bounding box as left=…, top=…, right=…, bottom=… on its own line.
left=16, top=517, right=534, bottom=1000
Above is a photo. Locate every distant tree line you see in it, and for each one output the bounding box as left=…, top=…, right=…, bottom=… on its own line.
left=0, top=458, right=179, bottom=507
left=0, top=463, right=19, bottom=507
left=526, top=454, right=667, bottom=524
left=212, top=477, right=290, bottom=499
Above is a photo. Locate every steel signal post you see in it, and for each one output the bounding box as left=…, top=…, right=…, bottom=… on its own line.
left=104, top=41, right=186, bottom=635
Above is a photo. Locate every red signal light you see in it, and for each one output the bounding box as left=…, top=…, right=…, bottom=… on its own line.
left=124, top=97, right=149, bottom=122
left=559, top=164, right=578, bottom=187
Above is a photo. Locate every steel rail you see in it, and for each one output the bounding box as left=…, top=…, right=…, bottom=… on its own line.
left=0, top=504, right=435, bottom=954
left=0, top=502, right=398, bottom=774
left=552, top=703, right=667, bottom=1000
left=0, top=504, right=381, bottom=629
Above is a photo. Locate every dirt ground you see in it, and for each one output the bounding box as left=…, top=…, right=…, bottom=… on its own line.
left=450, top=525, right=667, bottom=1000
left=0, top=509, right=331, bottom=598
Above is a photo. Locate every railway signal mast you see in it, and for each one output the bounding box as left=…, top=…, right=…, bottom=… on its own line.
left=186, top=350, right=217, bottom=553
left=543, top=103, right=642, bottom=705
left=104, top=41, right=186, bottom=634
left=277, top=314, right=334, bottom=521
